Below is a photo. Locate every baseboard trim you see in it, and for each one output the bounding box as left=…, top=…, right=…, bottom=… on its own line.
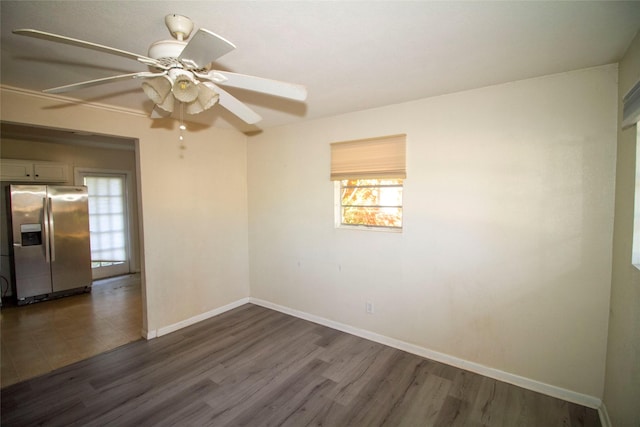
left=148, top=297, right=250, bottom=338
left=249, top=297, right=602, bottom=410
left=141, top=328, right=156, bottom=340
left=598, top=402, right=612, bottom=427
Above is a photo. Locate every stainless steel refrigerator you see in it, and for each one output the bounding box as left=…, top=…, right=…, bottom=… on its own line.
left=8, top=185, right=92, bottom=303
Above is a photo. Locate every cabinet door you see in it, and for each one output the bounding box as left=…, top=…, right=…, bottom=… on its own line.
left=0, top=160, right=34, bottom=181
left=33, top=163, right=68, bottom=182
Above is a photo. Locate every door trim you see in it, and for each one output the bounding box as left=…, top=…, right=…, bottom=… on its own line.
left=74, top=168, right=135, bottom=279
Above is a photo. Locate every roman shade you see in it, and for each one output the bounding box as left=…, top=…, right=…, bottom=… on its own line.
left=330, top=134, right=406, bottom=180
left=623, top=78, right=640, bottom=129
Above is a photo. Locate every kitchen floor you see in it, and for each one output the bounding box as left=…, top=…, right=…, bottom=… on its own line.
left=0, top=273, right=142, bottom=388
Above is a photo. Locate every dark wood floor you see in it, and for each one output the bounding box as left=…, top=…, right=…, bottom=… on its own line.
left=1, top=304, right=600, bottom=426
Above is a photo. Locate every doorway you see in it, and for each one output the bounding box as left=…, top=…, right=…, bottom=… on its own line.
left=0, top=122, right=144, bottom=387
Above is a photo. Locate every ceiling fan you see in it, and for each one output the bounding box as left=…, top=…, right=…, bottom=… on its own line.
left=13, top=14, right=308, bottom=125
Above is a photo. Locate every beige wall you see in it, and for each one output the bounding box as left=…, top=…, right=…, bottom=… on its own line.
left=248, top=65, right=618, bottom=400
left=604, top=31, right=640, bottom=426
left=0, top=137, right=141, bottom=274
left=0, top=60, right=627, bottom=409
left=0, top=87, right=251, bottom=335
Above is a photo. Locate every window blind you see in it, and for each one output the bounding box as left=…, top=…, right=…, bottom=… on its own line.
left=85, top=176, right=127, bottom=263
left=330, top=134, right=406, bottom=180
left=623, top=78, right=640, bottom=129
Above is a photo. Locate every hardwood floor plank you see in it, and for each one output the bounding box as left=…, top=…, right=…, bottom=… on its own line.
left=321, top=335, right=386, bottom=381
left=433, top=395, right=479, bottom=427
left=0, top=379, right=96, bottom=424
left=424, top=357, right=463, bottom=381
left=79, top=352, right=224, bottom=426
left=1, top=395, right=87, bottom=427
left=329, top=345, right=397, bottom=406
left=0, top=304, right=601, bottom=427
left=154, top=401, right=217, bottom=427
left=381, top=370, right=452, bottom=426
left=99, top=378, right=219, bottom=427
left=333, top=351, right=429, bottom=425
left=569, top=399, right=602, bottom=427
left=312, top=325, right=344, bottom=348
left=202, top=342, right=325, bottom=425
left=472, top=377, right=512, bottom=426
left=226, top=358, right=335, bottom=426
left=86, top=307, right=282, bottom=390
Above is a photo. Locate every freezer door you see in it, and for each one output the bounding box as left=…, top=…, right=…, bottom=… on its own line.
left=9, top=185, right=52, bottom=299
left=48, top=186, right=92, bottom=292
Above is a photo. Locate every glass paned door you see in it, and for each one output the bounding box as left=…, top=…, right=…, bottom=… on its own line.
left=82, top=174, right=130, bottom=279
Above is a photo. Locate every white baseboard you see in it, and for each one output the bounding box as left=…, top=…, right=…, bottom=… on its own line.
left=146, top=297, right=250, bottom=338
left=249, top=297, right=602, bottom=410
left=598, top=402, right=612, bottom=427
left=140, top=296, right=603, bottom=411
left=141, top=328, right=156, bottom=339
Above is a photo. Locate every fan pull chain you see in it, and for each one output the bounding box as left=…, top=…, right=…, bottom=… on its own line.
left=179, top=101, right=186, bottom=158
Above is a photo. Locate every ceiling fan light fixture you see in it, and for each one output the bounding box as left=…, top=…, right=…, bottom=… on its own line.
left=14, top=14, right=307, bottom=127
left=142, top=75, right=172, bottom=104
left=185, top=83, right=219, bottom=114
left=172, top=71, right=199, bottom=103
left=156, top=89, right=175, bottom=113
left=185, top=101, right=204, bottom=115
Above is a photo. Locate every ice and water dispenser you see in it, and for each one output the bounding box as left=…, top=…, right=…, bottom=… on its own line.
left=20, top=223, right=42, bottom=247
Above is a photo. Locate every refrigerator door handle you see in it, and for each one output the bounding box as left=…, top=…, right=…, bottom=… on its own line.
left=43, top=197, right=51, bottom=263
left=47, top=196, right=56, bottom=263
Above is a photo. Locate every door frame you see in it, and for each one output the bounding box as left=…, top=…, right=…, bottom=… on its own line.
left=74, top=167, right=135, bottom=280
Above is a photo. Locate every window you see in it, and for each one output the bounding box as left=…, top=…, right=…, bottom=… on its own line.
left=84, top=176, right=127, bottom=266
left=626, top=78, right=640, bottom=268
left=632, top=126, right=640, bottom=268
left=339, top=178, right=403, bottom=228
left=331, top=134, right=406, bottom=230
left=80, top=172, right=131, bottom=279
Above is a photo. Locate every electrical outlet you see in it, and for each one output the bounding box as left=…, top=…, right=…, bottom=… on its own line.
left=366, top=301, right=374, bottom=314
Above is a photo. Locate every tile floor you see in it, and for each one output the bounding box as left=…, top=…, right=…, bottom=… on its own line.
left=0, top=274, right=142, bottom=388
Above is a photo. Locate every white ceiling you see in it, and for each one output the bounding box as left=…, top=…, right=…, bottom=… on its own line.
left=2, top=1, right=640, bottom=134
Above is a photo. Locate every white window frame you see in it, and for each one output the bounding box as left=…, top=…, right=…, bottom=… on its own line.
left=74, top=167, right=135, bottom=279
left=334, top=179, right=404, bottom=233
left=632, top=126, right=640, bottom=269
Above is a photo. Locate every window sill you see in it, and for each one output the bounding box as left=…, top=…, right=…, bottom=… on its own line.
left=336, top=224, right=403, bottom=233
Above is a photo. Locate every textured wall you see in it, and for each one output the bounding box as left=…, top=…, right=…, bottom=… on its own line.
left=0, top=87, right=251, bottom=335
left=248, top=65, right=618, bottom=399
left=604, top=31, right=640, bottom=427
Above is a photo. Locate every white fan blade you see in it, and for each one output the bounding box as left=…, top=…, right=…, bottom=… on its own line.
left=198, top=71, right=307, bottom=101
left=204, top=82, right=262, bottom=124
left=13, top=29, right=160, bottom=66
left=43, top=72, right=163, bottom=94
left=178, top=28, right=236, bottom=69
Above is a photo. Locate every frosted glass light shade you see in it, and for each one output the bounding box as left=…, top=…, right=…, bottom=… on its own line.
left=172, top=73, right=199, bottom=103
left=143, top=70, right=219, bottom=115
left=156, top=90, right=175, bottom=113
left=186, top=84, right=219, bottom=114
left=142, top=75, right=172, bottom=104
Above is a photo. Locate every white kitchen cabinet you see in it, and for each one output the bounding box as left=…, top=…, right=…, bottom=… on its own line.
left=1, top=159, right=69, bottom=182
left=0, top=160, right=32, bottom=181
left=33, top=162, right=69, bottom=182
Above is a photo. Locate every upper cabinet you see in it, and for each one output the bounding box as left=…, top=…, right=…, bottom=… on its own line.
left=1, top=159, right=69, bottom=183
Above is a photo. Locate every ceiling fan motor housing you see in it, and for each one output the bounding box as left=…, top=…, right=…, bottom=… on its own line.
left=147, top=39, right=187, bottom=60
left=165, top=14, right=194, bottom=41
left=147, top=15, right=194, bottom=64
